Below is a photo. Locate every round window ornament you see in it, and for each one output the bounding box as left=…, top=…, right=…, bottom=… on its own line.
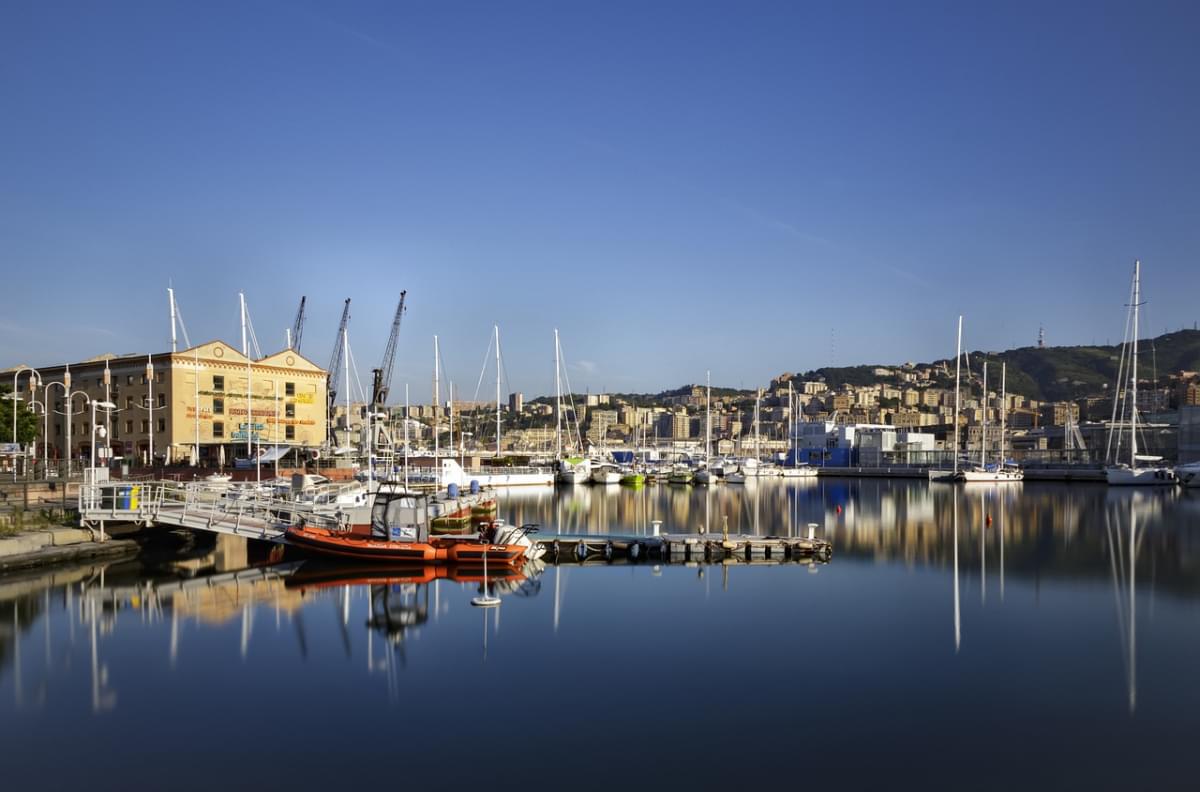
left=213, top=346, right=224, bottom=358
left=285, top=355, right=295, bottom=366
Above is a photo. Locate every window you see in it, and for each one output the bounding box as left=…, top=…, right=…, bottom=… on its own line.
left=213, top=422, right=224, bottom=438
left=285, top=425, right=295, bottom=440
left=155, top=372, right=164, bottom=384
left=213, top=375, right=224, bottom=392
left=157, top=393, right=165, bottom=408
left=55, top=424, right=61, bottom=437
left=157, top=419, right=165, bottom=433
left=125, top=420, right=133, bottom=434
left=285, top=381, right=295, bottom=397
left=125, top=397, right=133, bottom=409
left=285, top=403, right=295, bottom=418
left=213, top=398, right=224, bottom=415
left=141, top=420, right=149, bottom=433
left=126, top=375, right=134, bottom=386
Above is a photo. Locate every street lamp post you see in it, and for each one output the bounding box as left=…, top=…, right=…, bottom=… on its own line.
left=90, top=400, right=116, bottom=470
left=44, top=381, right=68, bottom=477
left=10, top=366, right=42, bottom=443
left=63, top=390, right=90, bottom=478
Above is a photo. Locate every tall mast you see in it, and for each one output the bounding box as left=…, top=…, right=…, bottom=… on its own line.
left=705, top=371, right=711, bottom=461
left=439, top=333, right=444, bottom=458
left=168, top=287, right=178, bottom=353
left=494, top=325, right=502, bottom=457
left=788, top=380, right=795, bottom=466
left=980, top=360, right=987, bottom=469
left=953, top=316, right=962, bottom=476
left=240, top=293, right=252, bottom=457
left=1000, top=363, right=1007, bottom=466
left=554, top=329, right=562, bottom=459
left=1130, top=260, right=1140, bottom=467
left=755, top=388, right=761, bottom=459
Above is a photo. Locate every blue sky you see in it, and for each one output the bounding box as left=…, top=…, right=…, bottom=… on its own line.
left=2, top=0, right=1198, bottom=401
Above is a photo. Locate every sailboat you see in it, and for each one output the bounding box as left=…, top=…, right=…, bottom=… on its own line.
left=780, top=381, right=818, bottom=478
left=552, top=329, right=591, bottom=485
left=954, top=360, right=1022, bottom=483
left=1105, top=261, right=1176, bottom=486
left=929, top=316, right=965, bottom=483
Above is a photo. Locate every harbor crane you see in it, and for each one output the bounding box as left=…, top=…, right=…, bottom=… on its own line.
left=371, top=291, right=407, bottom=408
left=326, top=298, right=351, bottom=442
left=290, top=296, right=306, bottom=352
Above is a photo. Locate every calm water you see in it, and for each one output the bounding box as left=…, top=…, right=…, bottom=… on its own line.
left=3, top=479, right=1200, bottom=790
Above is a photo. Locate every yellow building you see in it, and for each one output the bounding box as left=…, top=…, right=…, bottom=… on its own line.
left=31, top=341, right=326, bottom=466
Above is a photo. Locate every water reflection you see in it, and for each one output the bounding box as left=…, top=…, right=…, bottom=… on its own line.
left=0, top=481, right=1197, bottom=732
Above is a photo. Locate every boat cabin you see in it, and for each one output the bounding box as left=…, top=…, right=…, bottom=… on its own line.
left=370, top=488, right=430, bottom=542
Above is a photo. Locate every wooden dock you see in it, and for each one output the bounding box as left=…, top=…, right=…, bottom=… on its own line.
left=536, top=530, right=832, bottom=565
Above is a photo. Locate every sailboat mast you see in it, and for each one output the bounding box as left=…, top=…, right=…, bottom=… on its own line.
left=240, top=293, right=252, bottom=457
left=1000, top=363, right=1007, bottom=467
left=1130, top=260, right=1140, bottom=467
left=495, top=325, right=501, bottom=457
left=755, top=388, right=761, bottom=460
left=554, top=329, right=562, bottom=459
left=705, top=370, right=711, bottom=461
left=168, top=287, right=178, bottom=353
left=953, top=316, right=962, bottom=476
left=980, top=361, right=987, bottom=469
left=433, top=335, right=440, bottom=461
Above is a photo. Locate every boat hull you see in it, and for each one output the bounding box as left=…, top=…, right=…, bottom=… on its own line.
left=1178, top=463, right=1200, bottom=488
left=286, top=525, right=526, bottom=566
left=1105, top=466, right=1176, bottom=486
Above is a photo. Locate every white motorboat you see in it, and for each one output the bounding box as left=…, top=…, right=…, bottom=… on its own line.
left=556, top=457, right=591, bottom=484
left=589, top=463, right=622, bottom=485
left=694, top=467, right=715, bottom=485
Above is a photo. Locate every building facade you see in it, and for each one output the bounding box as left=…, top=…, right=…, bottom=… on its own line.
left=33, top=341, right=326, bottom=465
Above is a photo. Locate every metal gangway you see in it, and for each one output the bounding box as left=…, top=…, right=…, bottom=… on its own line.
left=78, top=476, right=301, bottom=543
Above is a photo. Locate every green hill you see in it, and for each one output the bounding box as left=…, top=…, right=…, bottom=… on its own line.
left=797, top=329, right=1200, bottom=402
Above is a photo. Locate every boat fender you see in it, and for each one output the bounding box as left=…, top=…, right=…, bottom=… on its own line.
left=575, top=541, right=588, bottom=561
left=552, top=540, right=561, bottom=561
left=604, top=541, right=614, bottom=562
left=629, top=542, right=641, bottom=561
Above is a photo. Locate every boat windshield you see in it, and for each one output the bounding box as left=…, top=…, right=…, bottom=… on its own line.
left=371, top=494, right=427, bottom=542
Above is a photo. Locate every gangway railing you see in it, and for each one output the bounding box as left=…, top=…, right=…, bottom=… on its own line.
left=77, top=480, right=338, bottom=543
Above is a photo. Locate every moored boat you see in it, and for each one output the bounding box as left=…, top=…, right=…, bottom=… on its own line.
left=285, top=486, right=528, bottom=566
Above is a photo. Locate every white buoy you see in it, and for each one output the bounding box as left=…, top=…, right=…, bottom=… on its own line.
left=471, top=545, right=501, bottom=608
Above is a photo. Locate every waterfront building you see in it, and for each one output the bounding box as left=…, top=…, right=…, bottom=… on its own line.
left=1040, top=401, right=1081, bottom=426
left=508, top=391, right=523, bottom=414
left=29, top=341, right=327, bottom=466
left=586, top=409, right=619, bottom=445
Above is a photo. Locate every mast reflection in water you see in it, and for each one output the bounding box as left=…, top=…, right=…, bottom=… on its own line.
left=2, top=480, right=1200, bottom=789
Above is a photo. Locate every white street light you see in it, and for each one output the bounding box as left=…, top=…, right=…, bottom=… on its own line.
left=63, top=390, right=90, bottom=478
left=90, top=400, right=115, bottom=470
left=10, top=366, right=42, bottom=444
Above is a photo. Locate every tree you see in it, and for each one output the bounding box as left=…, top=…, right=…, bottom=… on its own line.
left=0, top=385, right=39, bottom=444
